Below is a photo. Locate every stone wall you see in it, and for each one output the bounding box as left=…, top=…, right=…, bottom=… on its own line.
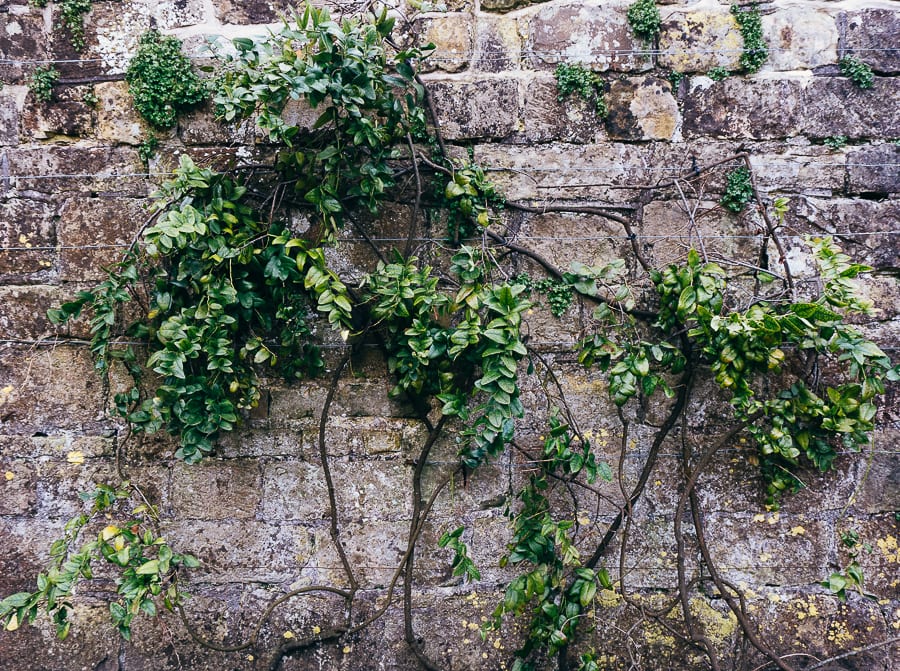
left=0, top=0, right=898, bottom=669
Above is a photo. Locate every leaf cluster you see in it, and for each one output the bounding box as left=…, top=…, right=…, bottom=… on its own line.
left=214, top=5, right=429, bottom=237
left=720, top=166, right=754, bottom=213
left=361, top=247, right=530, bottom=467
left=626, top=0, right=661, bottom=42
left=485, top=416, right=612, bottom=667
left=554, top=63, right=608, bottom=117
left=29, top=65, right=59, bottom=103
left=517, top=273, right=573, bottom=318
left=649, top=244, right=897, bottom=507
left=0, top=484, right=198, bottom=640
left=731, top=4, right=768, bottom=73
left=125, top=30, right=206, bottom=129
left=440, top=164, right=504, bottom=242
left=49, top=155, right=353, bottom=463
left=839, top=56, right=874, bottom=90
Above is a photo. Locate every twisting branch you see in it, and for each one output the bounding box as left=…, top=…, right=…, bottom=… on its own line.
left=319, top=349, right=361, bottom=593
left=586, top=366, right=692, bottom=570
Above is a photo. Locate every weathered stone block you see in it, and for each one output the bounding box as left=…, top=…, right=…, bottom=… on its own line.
left=842, top=9, right=900, bottom=74
left=21, top=86, right=93, bottom=140
left=704, top=514, right=829, bottom=585
left=748, top=145, right=846, bottom=195
left=0, top=458, right=37, bottom=515
left=426, top=78, right=519, bottom=140
left=802, top=78, right=900, bottom=139
left=643, top=199, right=763, bottom=267
left=527, top=2, right=652, bottom=72
left=683, top=77, right=900, bottom=140
left=846, top=143, right=900, bottom=195
left=606, top=76, right=680, bottom=141
left=520, top=74, right=606, bottom=143
left=150, top=0, right=206, bottom=30
left=416, top=14, right=472, bottom=73
left=786, top=196, right=900, bottom=268
left=517, top=209, right=631, bottom=270
left=854, top=431, right=899, bottom=515
left=259, top=459, right=328, bottom=521
left=56, top=196, right=147, bottom=281
left=0, top=13, right=49, bottom=85
left=160, top=519, right=306, bottom=583
left=6, top=145, right=148, bottom=196
left=658, top=9, right=742, bottom=73
left=0, top=286, right=73, bottom=339
left=214, top=0, right=295, bottom=24
left=0, top=200, right=55, bottom=280
left=472, top=15, right=520, bottom=73
left=682, top=78, right=803, bottom=139
left=763, top=8, right=837, bottom=72
left=177, top=104, right=254, bottom=146
left=331, top=457, right=412, bottom=520
left=93, top=80, right=150, bottom=145
left=473, top=141, right=737, bottom=204
left=0, top=347, right=107, bottom=433
left=0, top=89, right=23, bottom=146
left=35, top=459, right=118, bottom=519
left=171, top=460, right=261, bottom=520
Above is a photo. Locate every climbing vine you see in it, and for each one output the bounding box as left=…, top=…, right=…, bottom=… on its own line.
left=3, top=4, right=898, bottom=671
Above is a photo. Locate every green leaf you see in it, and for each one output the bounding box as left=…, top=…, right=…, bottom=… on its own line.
left=135, top=560, right=160, bottom=576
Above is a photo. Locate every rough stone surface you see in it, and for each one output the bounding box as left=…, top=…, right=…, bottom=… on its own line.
left=842, top=8, right=900, bottom=74
left=94, top=81, right=149, bottom=145
left=528, top=2, right=652, bottom=72
left=416, top=14, right=473, bottom=73
left=683, top=77, right=900, bottom=139
left=763, top=8, right=838, bottom=71
left=605, top=76, right=680, bottom=141
left=1, top=1, right=899, bottom=670
left=426, top=78, right=519, bottom=140
left=658, top=9, right=743, bottom=73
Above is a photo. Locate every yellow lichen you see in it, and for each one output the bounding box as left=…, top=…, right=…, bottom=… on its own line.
left=689, top=597, right=737, bottom=644
left=876, top=536, right=898, bottom=563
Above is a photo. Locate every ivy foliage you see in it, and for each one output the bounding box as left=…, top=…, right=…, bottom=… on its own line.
left=720, top=165, right=754, bottom=212
left=29, top=65, right=59, bottom=103
left=731, top=4, right=768, bottom=73
left=485, top=416, right=612, bottom=668
left=839, top=56, right=875, bottom=90
left=125, top=30, right=206, bottom=129
left=578, top=242, right=898, bottom=508
left=361, top=247, right=530, bottom=467
left=554, top=63, right=608, bottom=117
left=49, top=155, right=354, bottom=463
left=213, top=4, right=430, bottom=237
left=0, top=484, right=198, bottom=640
left=626, top=0, right=661, bottom=42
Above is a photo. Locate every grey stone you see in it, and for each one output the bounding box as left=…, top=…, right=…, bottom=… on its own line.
left=426, top=78, right=519, bottom=140
left=528, top=2, right=652, bottom=73
left=842, top=9, right=900, bottom=74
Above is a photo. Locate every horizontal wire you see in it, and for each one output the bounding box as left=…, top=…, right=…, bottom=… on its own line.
left=2, top=46, right=898, bottom=67
left=1, top=231, right=899, bottom=253
left=2, top=163, right=898, bottom=181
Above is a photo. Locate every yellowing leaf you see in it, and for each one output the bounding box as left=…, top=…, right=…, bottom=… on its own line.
left=101, top=525, right=120, bottom=541
left=66, top=451, right=85, bottom=465
left=5, top=614, right=19, bottom=631
left=283, top=631, right=295, bottom=639
left=4, top=471, right=14, bottom=481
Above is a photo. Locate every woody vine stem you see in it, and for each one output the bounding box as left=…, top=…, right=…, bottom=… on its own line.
left=3, top=5, right=898, bottom=671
